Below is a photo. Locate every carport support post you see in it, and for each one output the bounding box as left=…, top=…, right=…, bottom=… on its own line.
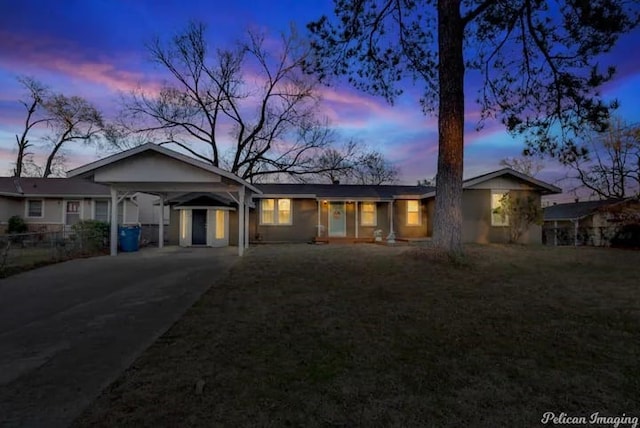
left=244, top=202, right=249, bottom=249
left=238, top=186, right=245, bottom=257
left=110, top=187, right=118, bottom=256
left=158, top=194, right=164, bottom=249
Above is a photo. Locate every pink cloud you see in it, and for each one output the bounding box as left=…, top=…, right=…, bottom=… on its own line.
left=0, top=31, right=162, bottom=96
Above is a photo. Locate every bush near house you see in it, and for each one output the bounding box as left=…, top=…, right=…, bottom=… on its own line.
left=495, top=193, right=542, bottom=243
left=610, top=223, right=640, bottom=248
left=71, top=220, right=109, bottom=253
left=7, top=215, right=28, bottom=234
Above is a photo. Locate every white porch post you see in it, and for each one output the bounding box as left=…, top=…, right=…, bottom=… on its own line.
left=554, top=220, right=558, bottom=246
left=158, top=194, right=164, bottom=249
left=355, top=201, right=359, bottom=239
left=574, top=219, right=579, bottom=247
left=238, top=186, right=245, bottom=257
left=317, top=201, right=321, bottom=237
left=387, top=201, right=396, bottom=243
left=110, top=187, right=118, bottom=256
left=244, top=199, right=249, bottom=249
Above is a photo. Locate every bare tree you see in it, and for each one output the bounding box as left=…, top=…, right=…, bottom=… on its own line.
left=309, top=139, right=398, bottom=184
left=12, top=76, right=50, bottom=177
left=41, top=94, right=104, bottom=177
left=499, top=156, right=544, bottom=177
left=564, top=118, right=639, bottom=199
left=119, top=22, right=352, bottom=182
left=10, top=77, right=103, bottom=178
left=306, top=0, right=639, bottom=254
left=352, top=151, right=399, bottom=184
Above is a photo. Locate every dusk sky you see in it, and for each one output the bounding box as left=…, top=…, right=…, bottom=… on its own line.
left=1, top=0, right=639, bottom=196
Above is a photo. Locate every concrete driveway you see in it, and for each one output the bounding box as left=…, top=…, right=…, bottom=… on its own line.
left=0, top=246, right=238, bottom=428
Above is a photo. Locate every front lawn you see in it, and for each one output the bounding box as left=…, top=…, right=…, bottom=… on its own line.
left=74, top=244, right=640, bottom=427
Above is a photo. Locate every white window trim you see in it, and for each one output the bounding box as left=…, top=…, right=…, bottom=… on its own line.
left=260, top=198, right=293, bottom=226
left=25, top=199, right=45, bottom=219
left=92, top=200, right=110, bottom=222
left=491, top=190, right=510, bottom=227
left=360, top=202, right=377, bottom=227
left=406, top=200, right=421, bottom=226
left=62, top=199, right=84, bottom=225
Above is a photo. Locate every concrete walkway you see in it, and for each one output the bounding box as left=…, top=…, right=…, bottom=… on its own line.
left=0, top=246, right=238, bottom=428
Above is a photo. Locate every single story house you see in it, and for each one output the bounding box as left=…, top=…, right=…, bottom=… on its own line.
left=543, top=198, right=640, bottom=246
left=0, top=177, right=139, bottom=234
left=162, top=170, right=560, bottom=247
left=63, top=144, right=560, bottom=255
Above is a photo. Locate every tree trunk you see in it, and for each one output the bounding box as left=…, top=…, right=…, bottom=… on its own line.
left=43, top=144, right=62, bottom=178
left=433, top=0, right=465, bottom=255
left=14, top=136, right=25, bottom=177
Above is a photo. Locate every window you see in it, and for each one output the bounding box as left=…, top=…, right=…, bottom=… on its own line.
left=215, top=210, right=225, bottom=239
left=260, top=198, right=292, bottom=225
left=407, top=200, right=420, bottom=226
left=27, top=199, right=43, bottom=217
left=361, top=202, right=376, bottom=226
left=94, top=201, right=109, bottom=222
left=491, top=192, right=509, bottom=226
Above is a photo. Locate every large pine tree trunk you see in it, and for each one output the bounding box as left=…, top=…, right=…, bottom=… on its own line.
left=433, top=0, right=465, bottom=254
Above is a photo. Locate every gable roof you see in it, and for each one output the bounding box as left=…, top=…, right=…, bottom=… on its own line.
left=254, top=183, right=434, bottom=200
left=67, top=143, right=261, bottom=194
left=420, top=168, right=562, bottom=198
left=543, top=199, right=625, bottom=221
left=0, top=177, right=110, bottom=197
left=168, top=192, right=236, bottom=207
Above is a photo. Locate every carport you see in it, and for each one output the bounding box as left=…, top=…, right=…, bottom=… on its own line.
left=67, top=143, right=261, bottom=256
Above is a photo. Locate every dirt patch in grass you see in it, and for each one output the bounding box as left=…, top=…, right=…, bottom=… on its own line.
left=73, top=244, right=640, bottom=427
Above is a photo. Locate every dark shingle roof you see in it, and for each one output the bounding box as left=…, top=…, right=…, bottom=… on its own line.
left=0, top=177, right=110, bottom=197
left=254, top=183, right=433, bottom=199
left=543, top=199, right=623, bottom=221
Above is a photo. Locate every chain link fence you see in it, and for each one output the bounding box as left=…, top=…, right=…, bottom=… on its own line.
left=0, top=227, right=109, bottom=278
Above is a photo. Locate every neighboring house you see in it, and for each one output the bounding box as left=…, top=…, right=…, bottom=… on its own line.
left=0, top=177, right=139, bottom=234
left=543, top=198, right=640, bottom=246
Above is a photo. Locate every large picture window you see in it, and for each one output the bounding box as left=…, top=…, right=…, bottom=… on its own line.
left=260, top=198, right=292, bottom=225
left=491, top=192, right=509, bottom=226
left=361, top=202, right=376, bottom=226
left=406, top=200, right=420, bottom=226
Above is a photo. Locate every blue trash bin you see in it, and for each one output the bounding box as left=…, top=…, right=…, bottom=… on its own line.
left=118, top=225, right=141, bottom=252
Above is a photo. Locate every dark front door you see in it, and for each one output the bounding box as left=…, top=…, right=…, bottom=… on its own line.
left=192, top=209, right=207, bottom=245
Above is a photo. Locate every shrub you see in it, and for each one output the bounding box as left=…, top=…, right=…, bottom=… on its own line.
left=610, top=224, right=640, bottom=249
left=7, top=215, right=28, bottom=234
left=71, top=220, right=109, bottom=253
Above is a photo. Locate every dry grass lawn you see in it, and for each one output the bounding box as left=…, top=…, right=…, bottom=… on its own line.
left=74, top=244, right=640, bottom=427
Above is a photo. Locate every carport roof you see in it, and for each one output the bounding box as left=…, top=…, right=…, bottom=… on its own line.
left=67, top=143, right=261, bottom=194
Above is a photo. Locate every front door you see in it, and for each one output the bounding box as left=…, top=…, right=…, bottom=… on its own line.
left=65, top=201, right=81, bottom=226
left=328, top=202, right=346, bottom=237
left=191, top=209, right=207, bottom=245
